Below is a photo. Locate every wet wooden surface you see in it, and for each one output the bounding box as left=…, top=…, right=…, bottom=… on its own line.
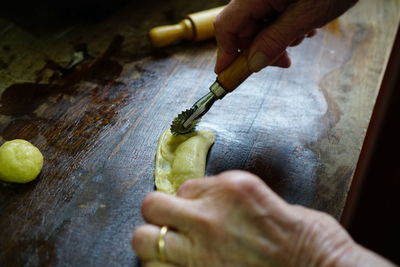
left=0, top=0, right=399, bottom=266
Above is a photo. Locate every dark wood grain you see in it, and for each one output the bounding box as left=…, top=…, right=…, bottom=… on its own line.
left=0, top=0, right=399, bottom=266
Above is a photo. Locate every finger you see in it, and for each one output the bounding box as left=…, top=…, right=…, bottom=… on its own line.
left=213, top=4, right=243, bottom=57
left=133, top=224, right=190, bottom=266
left=214, top=29, right=239, bottom=55
left=306, top=29, right=317, bottom=37
left=214, top=0, right=275, bottom=73
left=237, top=20, right=260, bottom=50
left=270, top=51, right=291, bottom=68
left=177, top=170, right=275, bottom=199
left=248, top=3, right=320, bottom=72
left=142, top=261, right=178, bottom=267
left=141, top=191, right=200, bottom=232
left=177, top=169, right=286, bottom=199
left=289, top=36, right=305, bottom=47
left=177, top=176, right=216, bottom=199
left=214, top=47, right=238, bottom=74
left=289, top=30, right=317, bottom=49
left=214, top=19, right=260, bottom=73
left=215, top=0, right=277, bottom=31
left=248, top=25, right=297, bottom=72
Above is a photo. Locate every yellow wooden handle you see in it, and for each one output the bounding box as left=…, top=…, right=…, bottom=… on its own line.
left=148, top=6, right=226, bottom=48
left=148, top=19, right=193, bottom=48
left=187, top=6, right=226, bottom=41
left=217, top=51, right=253, bottom=92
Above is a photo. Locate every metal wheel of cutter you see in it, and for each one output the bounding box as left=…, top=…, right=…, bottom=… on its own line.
left=170, top=81, right=227, bottom=135
left=170, top=49, right=254, bottom=135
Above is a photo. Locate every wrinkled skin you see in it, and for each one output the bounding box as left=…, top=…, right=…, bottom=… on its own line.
left=213, top=0, right=359, bottom=73
left=133, top=171, right=394, bottom=267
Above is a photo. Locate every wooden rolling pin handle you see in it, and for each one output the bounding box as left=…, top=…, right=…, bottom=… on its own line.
left=148, top=6, right=226, bottom=48
left=216, top=50, right=253, bottom=92
left=148, top=19, right=194, bottom=48
left=187, top=6, right=226, bottom=41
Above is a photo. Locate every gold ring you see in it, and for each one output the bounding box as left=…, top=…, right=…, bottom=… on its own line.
left=157, top=226, right=168, bottom=262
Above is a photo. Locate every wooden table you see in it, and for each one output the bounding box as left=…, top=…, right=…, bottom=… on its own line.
left=1, top=0, right=399, bottom=266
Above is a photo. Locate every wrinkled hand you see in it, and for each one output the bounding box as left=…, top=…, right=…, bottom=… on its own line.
left=214, top=0, right=358, bottom=73
left=132, top=171, right=393, bottom=267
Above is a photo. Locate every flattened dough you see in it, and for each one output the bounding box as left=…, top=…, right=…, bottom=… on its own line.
left=155, top=129, right=214, bottom=194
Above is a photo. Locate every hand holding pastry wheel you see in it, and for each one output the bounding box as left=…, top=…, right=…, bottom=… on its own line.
left=170, top=50, right=253, bottom=135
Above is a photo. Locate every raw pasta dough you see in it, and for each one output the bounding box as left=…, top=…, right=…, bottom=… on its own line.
left=155, top=129, right=214, bottom=194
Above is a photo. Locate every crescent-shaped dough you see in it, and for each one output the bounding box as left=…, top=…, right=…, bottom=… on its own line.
left=155, top=129, right=215, bottom=194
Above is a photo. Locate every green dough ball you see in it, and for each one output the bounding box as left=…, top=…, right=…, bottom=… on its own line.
left=0, top=139, right=44, bottom=183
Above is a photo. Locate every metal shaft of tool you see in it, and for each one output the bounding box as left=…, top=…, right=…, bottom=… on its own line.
left=182, top=81, right=228, bottom=128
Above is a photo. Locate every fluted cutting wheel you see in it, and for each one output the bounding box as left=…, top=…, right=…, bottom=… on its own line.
left=170, top=108, right=199, bottom=135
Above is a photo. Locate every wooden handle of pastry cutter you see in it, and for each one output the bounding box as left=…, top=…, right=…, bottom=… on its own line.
left=149, top=6, right=226, bottom=48
left=217, top=50, right=253, bottom=92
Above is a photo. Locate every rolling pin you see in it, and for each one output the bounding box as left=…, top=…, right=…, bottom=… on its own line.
left=149, top=6, right=226, bottom=48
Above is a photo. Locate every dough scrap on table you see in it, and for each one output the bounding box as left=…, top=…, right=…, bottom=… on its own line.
left=155, top=129, right=214, bottom=194
left=0, top=139, right=44, bottom=184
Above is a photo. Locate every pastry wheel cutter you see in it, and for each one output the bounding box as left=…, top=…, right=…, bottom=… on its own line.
left=170, top=51, right=254, bottom=135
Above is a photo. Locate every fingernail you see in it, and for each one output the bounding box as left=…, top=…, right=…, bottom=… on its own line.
left=249, top=52, right=271, bottom=72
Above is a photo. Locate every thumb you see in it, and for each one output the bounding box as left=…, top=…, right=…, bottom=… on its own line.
left=248, top=4, right=315, bottom=72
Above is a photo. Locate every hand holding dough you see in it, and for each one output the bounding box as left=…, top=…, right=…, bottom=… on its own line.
left=155, top=129, right=214, bottom=194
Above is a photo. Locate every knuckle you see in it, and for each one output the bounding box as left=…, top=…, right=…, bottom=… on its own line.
left=293, top=205, right=343, bottom=239
left=176, top=179, right=200, bottom=197
left=178, top=179, right=195, bottom=191
left=218, top=169, right=254, bottom=180
left=218, top=170, right=262, bottom=195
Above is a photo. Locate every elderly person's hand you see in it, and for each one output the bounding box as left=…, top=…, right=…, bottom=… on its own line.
left=133, top=171, right=394, bottom=266
left=214, top=0, right=358, bottom=73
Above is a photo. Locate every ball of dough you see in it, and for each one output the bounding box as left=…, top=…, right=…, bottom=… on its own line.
left=0, top=139, right=44, bottom=183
